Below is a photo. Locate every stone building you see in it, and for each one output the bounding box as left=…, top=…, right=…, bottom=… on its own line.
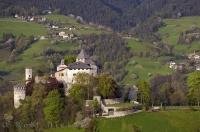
left=55, top=49, right=98, bottom=95
left=13, top=68, right=32, bottom=108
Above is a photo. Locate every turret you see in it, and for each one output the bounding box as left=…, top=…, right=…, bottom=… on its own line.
left=76, top=49, right=89, bottom=63
left=25, top=68, right=32, bottom=84
left=14, top=83, right=26, bottom=108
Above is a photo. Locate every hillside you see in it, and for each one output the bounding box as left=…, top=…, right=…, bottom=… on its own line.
left=0, top=15, right=106, bottom=80
left=1, top=0, right=200, bottom=31
left=158, top=16, right=200, bottom=54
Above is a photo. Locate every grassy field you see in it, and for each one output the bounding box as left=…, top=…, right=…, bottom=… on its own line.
left=126, top=38, right=153, bottom=54
left=45, top=127, right=84, bottom=132
left=124, top=38, right=171, bottom=84
left=0, top=39, right=78, bottom=80
left=97, top=110, right=200, bottom=132
left=46, top=14, right=107, bottom=35
left=158, top=16, right=200, bottom=54
left=124, top=57, right=171, bottom=84
left=0, top=18, right=47, bottom=37
left=44, top=110, right=200, bottom=132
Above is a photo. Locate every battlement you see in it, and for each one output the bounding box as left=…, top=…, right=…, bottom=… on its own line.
left=14, top=83, right=26, bottom=92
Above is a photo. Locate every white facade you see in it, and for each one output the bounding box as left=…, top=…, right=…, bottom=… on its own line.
left=55, top=49, right=98, bottom=95
left=25, top=68, right=32, bottom=84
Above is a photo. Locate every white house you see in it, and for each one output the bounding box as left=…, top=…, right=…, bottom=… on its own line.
left=169, top=61, right=177, bottom=69
left=55, top=49, right=98, bottom=95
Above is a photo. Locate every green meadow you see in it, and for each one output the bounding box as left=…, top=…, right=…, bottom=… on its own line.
left=44, top=110, right=200, bottom=132
left=97, top=110, right=200, bottom=132
left=46, top=14, right=106, bottom=35
left=158, top=16, right=200, bottom=54
left=0, top=18, right=47, bottom=37
left=124, top=38, right=171, bottom=84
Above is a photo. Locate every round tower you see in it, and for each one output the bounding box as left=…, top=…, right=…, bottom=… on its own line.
left=25, top=68, right=32, bottom=84
left=14, top=83, right=26, bottom=108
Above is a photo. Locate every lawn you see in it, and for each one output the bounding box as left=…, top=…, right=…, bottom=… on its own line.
left=97, top=110, right=200, bottom=132
left=127, top=38, right=153, bottom=54
left=123, top=57, right=171, bottom=85
left=44, top=110, right=200, bottom=132
left=0, top=18, right=47, bottom=37
left=158, top=16, right=200, bottom=54
left=45, top=127, right=84, bottom=132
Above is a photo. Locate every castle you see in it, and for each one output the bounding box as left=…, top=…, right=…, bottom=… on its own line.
left=14, top=49, right=98, bottom=108
left=55, top=49, right=98, bottom=95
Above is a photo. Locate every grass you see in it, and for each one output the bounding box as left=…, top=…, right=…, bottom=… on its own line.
left=127, top=38, right=153, bottom=54
left=97, top=110, right=200, bottom=132
left=44, top=110, right=200, bottom=132
left=45, top=127, right=84, bottom=132
left=124, top=57, right=171, bottom=85
left=125, top=38, right=171, bottom=84
left=0, top=39, right=78, bottom=80
left=158, top=16, right=200, bottom=54
left=45, top=14, right=107, bottom=35
left=0, top=18, right=47, bottom=37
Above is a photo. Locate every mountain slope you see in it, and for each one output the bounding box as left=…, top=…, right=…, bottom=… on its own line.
left=1, top=0, right=200, bottom=31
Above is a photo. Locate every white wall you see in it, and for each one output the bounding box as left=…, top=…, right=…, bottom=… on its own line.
left=66, top=68, right=92, bottom=84
left=14, top=88, right=26, bottom=108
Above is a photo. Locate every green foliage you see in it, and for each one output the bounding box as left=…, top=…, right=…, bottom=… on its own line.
left=97, top=74, right=118, bottom=98
left=43, top=90, right=64, bottom=126
left=187, top=71, right=200, bottom=106
left=64, top=55, right=76, bottom=65
left=15, top=97, right=34, bottom=124
left=69, top=84, right=87, bottom=103
left=137, top=80, right=150, bottom=108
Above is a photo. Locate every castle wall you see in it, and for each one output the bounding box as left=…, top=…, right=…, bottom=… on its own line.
left=66, top=68, right=91, bottom=84
left=14, top=84, right=26, bottom=108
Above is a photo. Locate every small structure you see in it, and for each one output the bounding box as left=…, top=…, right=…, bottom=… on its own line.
left=196, top=64, right=200, bottom=71
left=169, top=61, right=177, bottom=69
left=52, top=25, right=59, bottom=29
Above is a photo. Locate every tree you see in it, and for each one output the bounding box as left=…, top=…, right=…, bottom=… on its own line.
left=97, top=74, right=118, bottom=98
left=137, top=80, right=150, bottom=108
left=64, top=55, right=76, bottom=65
left=69, top=84, right=87, bottom=104
left=187, top=71, right=200, bottom=106
left=75, top=73, right=97, bottom=99
left=43, top=90, right=64, bottom=126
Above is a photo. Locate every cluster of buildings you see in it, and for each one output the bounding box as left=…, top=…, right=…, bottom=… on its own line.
left=14, top=49, right=98, bottom=108
left=14, top=14, right=47, bottom=23
left=58, top=31, right=75, bottom=40
left=13, top=49, right=139, bottom=117
left=169, top=52, right=200, bottom=71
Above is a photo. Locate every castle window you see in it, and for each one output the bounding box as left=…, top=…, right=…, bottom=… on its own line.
left=61, top=73, right=64, bottom=76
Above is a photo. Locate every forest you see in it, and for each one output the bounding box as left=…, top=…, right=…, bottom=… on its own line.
left=1, top=0, right=200, bottom=31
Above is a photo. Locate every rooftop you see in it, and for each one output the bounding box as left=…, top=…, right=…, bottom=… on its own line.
left=77, top=49, right=89, bottom=59
left=68, top=61, right=91, bottom=70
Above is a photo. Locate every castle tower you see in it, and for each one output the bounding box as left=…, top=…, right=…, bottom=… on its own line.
left=25, top=68, right=32, bottom=84
left=76, top=49, right=89, bottom=63
left=14, top=83, right=26, bottom=108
